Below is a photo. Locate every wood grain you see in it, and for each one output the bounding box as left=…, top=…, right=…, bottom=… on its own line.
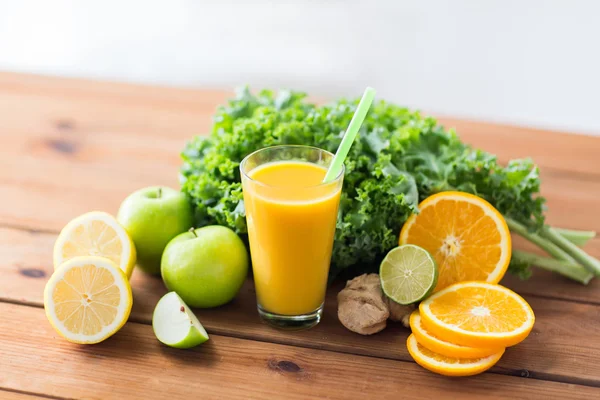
left=1, top=73, right=600, bottom=232
left=1, top=71, right=599, bottom=178
left=2, top=226, right=600, bottom=386
left=0, top=390, right=47, bottom=400
left=3, top=154, right=599, bottom=233
left=2, top=72, right=600, bottom=397
left=437, top=116, right=600, bottom=178
left=1, top=302, right=598, bottom=400
left=1, top=74, right=600, bottom=233
left=503, top=237, right=600, bottom=303
left=0, top=74, right=214, bottom=232
left=3, top=225, right=599, bottom=308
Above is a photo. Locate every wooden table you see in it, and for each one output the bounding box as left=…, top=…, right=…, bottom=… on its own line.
left=1, top=72, right=599, bottom=399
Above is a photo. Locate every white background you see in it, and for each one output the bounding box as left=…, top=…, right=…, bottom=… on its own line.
left=1, top=0, right=599, bottom=135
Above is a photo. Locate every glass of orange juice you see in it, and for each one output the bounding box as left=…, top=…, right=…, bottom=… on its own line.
left=240, top=145, right=344, bottom=329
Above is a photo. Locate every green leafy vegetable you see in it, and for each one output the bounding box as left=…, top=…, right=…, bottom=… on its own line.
left=180, top=87, right=597, bottom=282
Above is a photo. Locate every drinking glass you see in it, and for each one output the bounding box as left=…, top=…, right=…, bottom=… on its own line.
left=240, top=145, right=344, bottom=329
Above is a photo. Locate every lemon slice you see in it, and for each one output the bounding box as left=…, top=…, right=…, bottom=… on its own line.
left=407, top=334, right=504, bottom=377
left=44, top=256, right=133, bottom=344
left=53, top=211, right=136, bottom=278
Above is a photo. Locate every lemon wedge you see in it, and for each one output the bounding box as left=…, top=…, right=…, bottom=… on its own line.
left=53, top=211, right=136, bottom=278
left=44, top=256, right=133, bottom=344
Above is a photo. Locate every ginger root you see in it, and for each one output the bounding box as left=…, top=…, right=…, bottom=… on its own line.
left=385, top=297, right=415, bottom=328
left=337, top=273, right=415, bottom=335
left=337, top=274, right=389, bottom=335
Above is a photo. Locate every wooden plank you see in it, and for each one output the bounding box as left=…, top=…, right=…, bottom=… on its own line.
left=0, top=72, right=217, bottom=232
left=2, top=85, right=600, bottom=303
left=1, top=72, right=600, bottom=396
left=1, top=303, right=597, bottom=400
left=0, top=71, right=229, bottom=114
left=128, top=276, right=600, bottom=387
left=0, top=390, right=49, bottom=400
left=1, top=71, right=599, bottom=179
left=437, top=116, right=600, bottom=178
left=503, top=237, right=600, bottom=304
left=1, top=73, right=600, bottom=233
left=2, top=227, right=600, bottom=386
left=2, top=214, right=600, bottom=308
left=1, top=138, right=600, bottom=233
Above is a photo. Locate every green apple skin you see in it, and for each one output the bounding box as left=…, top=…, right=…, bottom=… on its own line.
left=170, top=324, right=209, bottom=349
left=117, top=186, right=193, bottom=275
left=161, top=226, right=249, bottom=308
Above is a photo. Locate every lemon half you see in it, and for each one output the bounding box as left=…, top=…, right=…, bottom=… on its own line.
left=53, top=211, right=136, bottom=278
left=44, top=256, right=133, bottom=344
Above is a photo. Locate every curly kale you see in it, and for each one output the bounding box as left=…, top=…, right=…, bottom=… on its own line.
left=180, top=87, right=597, bottom=282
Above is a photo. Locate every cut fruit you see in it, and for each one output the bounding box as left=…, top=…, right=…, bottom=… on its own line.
left=380, top=245, right=438, bottom=305
left=53, top=211, right=137, bottom=278
left=399, top=191, right=511, bottom=292
left=409, top=311, right=502, bottom=358
left=419, top=281, right=535, bottom=348
left=406, top=334, right=504, bottom=377
left=44, top=256, right=133, bottom=344
left=152, top=292, right=209, bottom=349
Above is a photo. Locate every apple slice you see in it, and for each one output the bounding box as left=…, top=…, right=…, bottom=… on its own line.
left=152, top=292, right=209, bottom=348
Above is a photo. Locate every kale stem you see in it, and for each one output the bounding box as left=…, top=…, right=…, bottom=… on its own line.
left=512, top=250, right=593, bottom=285
left=553, top=227, right=596, bottom=247
left=505, top=218, right=576, bottom=263
left=540, top=226, right=600, bottom=276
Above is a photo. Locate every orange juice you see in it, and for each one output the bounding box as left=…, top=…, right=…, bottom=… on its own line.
left=242, top=157, right=342, bottom=318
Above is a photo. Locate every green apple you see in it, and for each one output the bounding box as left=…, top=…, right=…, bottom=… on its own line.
left=152, top=291, right=209, bottom=348
left=117, top=186, right=193, bottom=275
left=161, top=226, right=248, bottom=308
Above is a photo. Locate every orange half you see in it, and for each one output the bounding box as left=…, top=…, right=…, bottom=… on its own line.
left=399, top=191, right=511, bottom=292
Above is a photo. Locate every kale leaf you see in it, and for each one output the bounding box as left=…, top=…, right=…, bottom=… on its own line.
left=180, top=88, right=545, bottom=278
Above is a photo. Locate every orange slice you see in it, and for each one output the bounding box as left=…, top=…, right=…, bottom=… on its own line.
left=399, top=191, right=511, bottom=292
left=406, top=334, right=504, bottom=376
left=409, top=311, right=502, bottom=358
left=419, top=281, right=535, bottom=348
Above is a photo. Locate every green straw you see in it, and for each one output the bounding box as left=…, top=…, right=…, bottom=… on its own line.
left=323, top=87, right=376, bottom=182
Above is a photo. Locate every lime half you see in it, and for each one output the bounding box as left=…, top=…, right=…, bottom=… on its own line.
left=380, top=244, right=438, bottom=305
left=152, top=292, right=209, bottom=349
